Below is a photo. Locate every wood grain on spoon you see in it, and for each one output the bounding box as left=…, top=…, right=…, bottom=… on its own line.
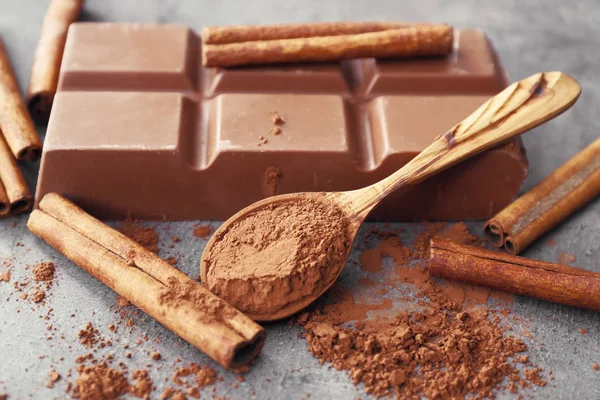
left=201, top=72, right=581, bottom=321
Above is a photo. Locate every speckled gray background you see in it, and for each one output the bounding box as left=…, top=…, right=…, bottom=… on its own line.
left=1, top=0, right=599, bottom=399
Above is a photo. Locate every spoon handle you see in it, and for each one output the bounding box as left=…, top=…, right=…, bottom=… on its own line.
left=348, top=71, right=581, bottom=216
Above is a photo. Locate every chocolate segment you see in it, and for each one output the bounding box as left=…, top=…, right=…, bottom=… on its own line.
left=358, top=30, right=507, bottom=96
left=37, top=23, right=528, bottom=221
left=59, top=24, right=200, bottom=93
left=205, top=62, right=353, bottom=96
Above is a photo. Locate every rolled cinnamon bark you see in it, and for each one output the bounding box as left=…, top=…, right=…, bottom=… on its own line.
left=202, top=24, right=454, bottom=68
left=27, top=0, right=85, bottom=122
left=0, top=181, right=8, bottom=217
left=485, top=137, right=600, bottom=254
left=0, top=133, right=32, bottom=216
left=28, top=193, right=265, bottom=371
left=0, top=38, right=42, bottom=160
left=202, top=21, right=405, bottom=44
left=429, top=237, right=600, bottom=312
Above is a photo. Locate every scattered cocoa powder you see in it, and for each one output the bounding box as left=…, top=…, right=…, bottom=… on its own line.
left=116, top=295, right=130, bottom=307
left=263, top=166, right=282, bottom=197
left=195, top=365, right=217, bottom=388
left=593, top=363, right=599, bottom=371
left=524, top=367, right=547, bottom=387
left=360, top=237, right=410, bottom=273
left=130, top=370, right=153, bottom=399
left=558, top=251, right=577, bottom=265
left=160, top=388, right=176, bottom=399
left=31, top=289, right=46, bottom=303
left=203, top=197, right=351, bottom=317
left=579, top=328, right=588, bottom=334
left=117, top=220, right=159, bottom=253
left=172, top=392, right=186, bottom=400
left=33, top=261, right=55, bottom=282
left=256, top=136, right=269, bottom=146
left=151, top=352, right=161, bottom=361
left=78, top=322, right=99, bottom=348
left=76, top=353, right=94, bottom=364
left=411, top=222, right=447, bottom=259
left=8, top=261, right=58, bottom=304
left=189, top=387, right=201, bottom=397
left=0, top=267, right=10, bottom=282
left=165, top=257, right=177, bottom=266
left=71, top=361, right=130, bottom=400
left=270, top=126, right=282, bottom=135
left=112, top=295, right=140, bottom=332
left=439, top=222, right=482, bottom=247
left=518, top=355, right=529, bottom=364
left=161, top=363, right=218, bottom=397
left=298, top=223, right=541, bottom=399
left=316, top=285, right=393, bottom=324
left=271, top=112, right=285, bottom=125
left=193, top=225, right=214, bottom=239
left=46, top=369, right=61, bottom=388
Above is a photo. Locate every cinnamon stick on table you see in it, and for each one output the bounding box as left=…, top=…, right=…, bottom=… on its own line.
left=485, top=136, right=600, bottom=254
left=0, top=133, right=32, bottom=217
left=28, top=193, right=265, bottom=371
left=429, top=237, right=600, bottom=312
left=0, top=38, right=42, bottom=161
left=27, top=0, right=85, bottom=122
left=202, top=23, right=453, bottom=68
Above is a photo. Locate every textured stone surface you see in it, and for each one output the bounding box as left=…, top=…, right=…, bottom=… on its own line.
left=0, top=0, right=599, bottom=398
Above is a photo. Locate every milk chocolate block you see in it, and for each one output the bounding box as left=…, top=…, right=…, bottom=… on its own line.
left=36, top=23, right=528, bottom=221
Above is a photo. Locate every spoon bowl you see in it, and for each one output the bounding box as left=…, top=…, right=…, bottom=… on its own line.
left=202, top=191, right=362, bottom=321
left=201, top=72, right=581, bottom=321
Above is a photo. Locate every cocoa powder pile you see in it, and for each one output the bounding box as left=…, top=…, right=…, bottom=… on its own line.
left=0, top=266, right=11, bottom=282
left=203, top=198, right=351, bottom=316
left=193, top=225, right=214, bottom=239
left=32, top=262, right=55, bottom=282
left=130, top=370, right=153, bottom=399
left=46, top=369, right=61, bottom=389
left=71, top=361, right=130, bottom=400
left=117, top=220, right=159, bottom=253
left=297, top=223, right=545, bottom=399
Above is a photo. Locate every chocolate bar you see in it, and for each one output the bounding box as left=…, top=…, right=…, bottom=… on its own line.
left=36, top=23, right=527, bottom=221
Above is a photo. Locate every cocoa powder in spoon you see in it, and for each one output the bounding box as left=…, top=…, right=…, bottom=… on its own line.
left=202, top=198, right=352, bottom=317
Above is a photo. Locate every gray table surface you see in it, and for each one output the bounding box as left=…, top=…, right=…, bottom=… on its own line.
left=1, top=0, right=599, bottom=399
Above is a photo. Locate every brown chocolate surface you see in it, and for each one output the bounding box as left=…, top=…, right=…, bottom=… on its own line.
left=36, top=23, right=528, bottom=221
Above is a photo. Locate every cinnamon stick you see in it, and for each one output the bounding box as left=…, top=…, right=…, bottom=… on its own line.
left=28, top=193, right=265, bottom=371
left=485, top=137, right=600, bottom=254
left=0, top=38, right=42, bottom=161
left=27, top=0, right=85, bottom=122
left=0, top=133, right=32, bottom=216
left=202, top=24, right=453, bottom=68
left=429, top=237, right=600, bottom=312
left=202, top=21, right=406, bottom=44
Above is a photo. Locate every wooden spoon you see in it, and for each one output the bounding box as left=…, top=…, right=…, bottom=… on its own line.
left=201, top=71, right=581, bottom=321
